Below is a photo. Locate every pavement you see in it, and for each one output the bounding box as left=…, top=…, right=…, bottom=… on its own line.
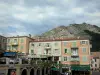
left=92, top=72, right=100, bottom=75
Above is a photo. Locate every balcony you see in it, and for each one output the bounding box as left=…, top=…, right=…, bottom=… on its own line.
left=45, top=46, right=51, bottom=49
left=71, top=53, right=79, bottom=57
left=71, top=58, right=79, bottom=62
left=44, top=53, right=51, bottom=56
left=12, top=42, right=18, bottom=46
left=45, top=43, right=51, bottom=49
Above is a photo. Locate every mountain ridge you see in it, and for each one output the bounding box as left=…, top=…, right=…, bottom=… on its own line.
left=34, top=23, right=100, bottom=52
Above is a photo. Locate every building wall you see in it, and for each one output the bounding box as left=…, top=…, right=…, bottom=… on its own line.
left=91, top=58, right=100, bottom=69
left=90, top=52, right=100, bottom=71
left=7, top=36, right=33, bottom=54
left=29, top=38, right=90, bottom=66
left=61, top=40, right=90, bottom=65
left=0, top=35, right=7, bottom=53
left=29, top=41, right=62, bottom=61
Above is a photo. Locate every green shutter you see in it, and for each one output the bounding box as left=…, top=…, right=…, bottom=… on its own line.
left=72, top=42, right=76, bottom=47
left=20, top=45, right=23, bottom=50
left=67, top=49, right=71, bottom=54
left=31, top=50, right=33, bottom=53
left=21, top=39, right=24, bottom=43
left=65, top=49, right=67, bottom=53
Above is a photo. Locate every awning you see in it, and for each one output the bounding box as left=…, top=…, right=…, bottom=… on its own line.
left=51, top=67, right=59, bottom=71
left=71, top=65, right=90, bottom=71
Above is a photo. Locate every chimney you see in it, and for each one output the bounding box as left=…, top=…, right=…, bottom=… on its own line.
left=29, top=34, right=31, bottom=38
left=77, top=36, right=80, bottom=39
left=17, top=35, right=19, bottom=37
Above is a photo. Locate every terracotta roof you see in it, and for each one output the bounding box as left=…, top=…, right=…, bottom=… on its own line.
left=33, top=37, right=89, bottom=42
left=7, top=36, right=34, bottom=40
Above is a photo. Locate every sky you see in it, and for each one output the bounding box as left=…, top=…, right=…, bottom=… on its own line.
left=1, top=0, right=100, bottom=36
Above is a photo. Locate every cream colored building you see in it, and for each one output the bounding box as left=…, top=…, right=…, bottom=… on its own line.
left=7, top=36, right=33, bottom=54
left=29, top=39, right=62, bottom=62
left=29, top=38, right=91, bottom=74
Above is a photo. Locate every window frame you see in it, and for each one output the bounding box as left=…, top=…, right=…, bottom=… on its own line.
left=82, top=56, right=87, bottom=61
left=64, top=57, right=67, bottom=61
left=82, top=47, right=87, bottom=53
left=64, top=49, right=67, bottom=53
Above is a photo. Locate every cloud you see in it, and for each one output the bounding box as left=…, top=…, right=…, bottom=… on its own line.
left=0, top=0, right=100, bottom=36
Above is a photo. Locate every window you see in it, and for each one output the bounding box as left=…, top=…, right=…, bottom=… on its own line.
left=46, top=43, right=50, bottom=47
left=82, top=48, right=86, bottom=52
left=39, top=43, right=41, bottom=46
left=55, top=49, right=59, bottom=54
left=7, top=46, right=11, bottom=50
left=31, top=44, right=34, bottom=46
left=95, top=59, right=96, bottom=62
left=20, top=45, right=23, bottom=50
left=82, top=56, right=87, bottom=61
left=95, top=64, right=97, bottom=67
left=3, top=39, right=5, bottom=43
left=12, top=46, right=17, bottom=50
left=31, top=50, right=34, bottom=54
left=80, top=41, right=88, bottom=44
left=14, top=39, right=17, bottom=43
left=64, top=57, right=67, bottom=61
left=21, top=39, right=24, bottom=43
left=64, top=49, right=67, bottom=53
left=7, top=39, right=10, bottom=43
left=64, top=42, right=67, bottom=46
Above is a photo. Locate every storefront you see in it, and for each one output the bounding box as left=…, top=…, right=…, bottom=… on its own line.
left=51, top=67, right=60, bottom=75
left=3, top=52, right=17, bottom=58
left=71, top=65, right=90, bottom=75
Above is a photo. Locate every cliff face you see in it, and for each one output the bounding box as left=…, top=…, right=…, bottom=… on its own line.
left=41, top=23, right=100, bottom=39
left=35, top=23, right=100, bottom=52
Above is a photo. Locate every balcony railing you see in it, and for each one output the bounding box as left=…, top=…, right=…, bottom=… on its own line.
left=71, top=57, right=80, bottom=62
left=71, top=53, right=79, bottom=57
left=45, top=44, right=52, bottom=49
left=12, top=42, right=18, bottom=45
left=44, top=53, right=51, bottom=56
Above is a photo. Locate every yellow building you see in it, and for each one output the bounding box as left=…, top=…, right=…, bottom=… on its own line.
left=7, top=36, right=33, bottom=54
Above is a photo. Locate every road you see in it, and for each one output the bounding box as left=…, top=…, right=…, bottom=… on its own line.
left=92, top=72, right=100, bottom=75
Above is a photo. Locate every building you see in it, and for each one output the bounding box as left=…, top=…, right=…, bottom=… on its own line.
left=29, top=37, right=91, bottom=74
left=29, top=39, right=62, bottom=63
left=0, top=35, right=7, bottom=57
left=91, top=52, right=100, bottom=72
left=6, top=36, right=33, bottom=55
left=61, top=38, right=90, bottom=74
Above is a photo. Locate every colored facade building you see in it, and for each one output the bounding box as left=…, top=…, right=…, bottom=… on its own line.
left=61, top=38, right=90, bottom=74
left=91, top=52, right=100, bottom=72
left=29, top=37, right=91, bottom=74
left=29, top=39, right=62, bottom=62
left=6, top=36, right=33, bottom=54
left=0, top=35, right=7, bottom=57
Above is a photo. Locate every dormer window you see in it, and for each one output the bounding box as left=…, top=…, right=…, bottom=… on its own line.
left=80, top=41, right=88, bottom=45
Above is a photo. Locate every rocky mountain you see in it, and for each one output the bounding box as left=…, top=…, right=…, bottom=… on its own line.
left=34, top=22, right=100, bottom=52
left=40, top=23, right=100, bottom=38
